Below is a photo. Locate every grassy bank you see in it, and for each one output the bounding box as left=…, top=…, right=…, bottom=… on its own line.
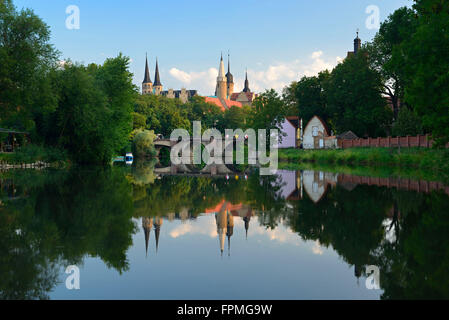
left=279, top=147, right=449, bottom=180
left=0, top=145, right=69, bottom=167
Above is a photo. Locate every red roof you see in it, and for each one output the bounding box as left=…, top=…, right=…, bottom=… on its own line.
left=204, top=96, right=243, bottom=111
left=204, top=199, right=244, bottom=215
left=230, top=92, right=255, bottom=102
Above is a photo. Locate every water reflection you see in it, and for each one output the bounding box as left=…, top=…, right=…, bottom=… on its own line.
left=1, top=164, right=449, bottom=299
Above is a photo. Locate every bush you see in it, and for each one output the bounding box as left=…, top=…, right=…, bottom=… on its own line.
left=392, top=108, right=423, bottom=137
left=132, top=129, right=157, bottom=158
left=0, top=144, right=67, bottom=164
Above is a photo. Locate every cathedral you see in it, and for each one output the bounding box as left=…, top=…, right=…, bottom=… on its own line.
left=142, top=54, right=198, bottom=103
left=212, top=54, right=257, bottom=108
left=142, top=53, right=257, bottom=109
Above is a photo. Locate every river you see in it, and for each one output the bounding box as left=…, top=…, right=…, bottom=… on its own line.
left=1, top=162, right=448, bottom=299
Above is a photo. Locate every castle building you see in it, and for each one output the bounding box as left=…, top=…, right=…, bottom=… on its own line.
left=142, top=55, right=198, bottom=103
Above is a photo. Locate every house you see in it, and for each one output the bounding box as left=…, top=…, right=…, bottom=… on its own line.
left=278, top=116, right=301, bottom=148
left=302, top=116, right=330, bottom=149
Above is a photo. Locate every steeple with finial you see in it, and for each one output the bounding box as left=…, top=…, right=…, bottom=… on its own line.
left=243, top=69, right=251, bottom=93
left=142, top=53, right=153, bottom=95
left=153, top=58, right=163, bottom=95
left=354, top=29, right=361, bottom=55
left=215, top=52, right=227, bottom=100
left=142, top=217, right=153, bottom=257
left=153, top=217, right=163, bottom=254
left=226, top=52, right=234, bottom=99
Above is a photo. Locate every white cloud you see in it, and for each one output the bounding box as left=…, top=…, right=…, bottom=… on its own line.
left=166, top=51, right=340, bottom=96
left=169, top=67, right=218, bottom=96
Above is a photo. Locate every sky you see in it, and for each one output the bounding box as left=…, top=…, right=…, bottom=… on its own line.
left=14, top=0, right=412, bottom=96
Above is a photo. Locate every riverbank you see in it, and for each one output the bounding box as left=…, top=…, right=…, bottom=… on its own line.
left=0, top=145, right=69, bottom=169
left=279, top=147, right=449, bottom=180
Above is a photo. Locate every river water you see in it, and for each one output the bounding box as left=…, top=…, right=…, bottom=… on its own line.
left=1, top=163, right=448, bottom=299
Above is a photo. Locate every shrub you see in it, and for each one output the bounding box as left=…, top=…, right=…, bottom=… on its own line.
left=132, top=129, right=156, bottom=158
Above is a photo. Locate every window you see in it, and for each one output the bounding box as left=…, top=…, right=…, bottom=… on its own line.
left=312, top=126, right=319, bottom=137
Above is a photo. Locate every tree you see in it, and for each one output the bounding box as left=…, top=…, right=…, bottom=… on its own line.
left=184, top=96, right=224, bottom=131
left=39, top=55, right=135, bottom=164
left=249, top=89, right=287, bottom=142
left=392, top=107, right=423, bottom=137
left=132, top=129, right=156, bottom=158
left=402, top=0, right=449, bottom=146
left=293, top=71, right=330, bottom=126
left=0, top=0, right=59, bottom=133
left=326, top=52, right=392, bottom=137
left=133, top=94, right=190, bottom=137
left=365, top=7, right=419, bottom=120
left=223, top=105, right=251, bottom=130
left=132, top=112, right=147, bottom=130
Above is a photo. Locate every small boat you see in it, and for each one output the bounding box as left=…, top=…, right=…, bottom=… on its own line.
left=125, top=153, right=134, bottom=165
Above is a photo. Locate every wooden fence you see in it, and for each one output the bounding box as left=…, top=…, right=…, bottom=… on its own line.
left=337, top=134, right=445, bottom=149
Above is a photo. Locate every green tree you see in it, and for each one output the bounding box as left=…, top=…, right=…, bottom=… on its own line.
left=392, top=107, right=423, bottom=137
left=185, top=96, right=224, bottom=131
left=132, top=112, right=147, bottom=130
left=402, top=0, right=449, bottom=146
left=0, top=0, right=59, bottom=133
left=365, top=7, right=418, bottom=120
left=132, top=129, right=156, bottom=158
left=293, top=71, right=330, bottom=125
left=39, top=54, right=135, bottom=164
left=326, top=52, right=392, bottom=137
left=249, top=89, right=287, bottom=142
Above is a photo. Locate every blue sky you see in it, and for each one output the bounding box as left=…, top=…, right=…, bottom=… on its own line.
left=14, top=0, right=411, bottom=95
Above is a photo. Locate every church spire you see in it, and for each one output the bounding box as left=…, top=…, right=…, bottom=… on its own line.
left=243, top=215, right=251, bottom=240
left=154, top=217, right=163, bottom=254
left=217, top=53, right=226, bottom=81
left=153, top=58, right=162, bottom=86
left=142, top=217, right=153, bottom=257
left=243, top=69, right=251, bottom=93
left=226, top=53, right=233, bottom=84
left=143, top=53, right=151, bottom=84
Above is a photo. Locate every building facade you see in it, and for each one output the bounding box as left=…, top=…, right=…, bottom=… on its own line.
left=142, top=55, right=198, bottom=103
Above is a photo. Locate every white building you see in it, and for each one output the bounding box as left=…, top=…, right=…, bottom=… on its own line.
left=302, top=116, right=330, bottom=150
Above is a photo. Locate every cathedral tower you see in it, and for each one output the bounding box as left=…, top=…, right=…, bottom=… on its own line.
left=354, top=31, right=361, bottom=55
left=226, top=54, right=234, bottom=99
left=142, top=53, right=153, bottom=95
left=153, top=58, right=163, bottom=95
left=215, top=54, right=227, bottom=100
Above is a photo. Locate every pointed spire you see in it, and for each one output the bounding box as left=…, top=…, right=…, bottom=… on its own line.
left=143, top=53, right=151, bottom=84
left=244, top=215, right=251, bottom=240
left=154, top=58, right=162, bottom=86
left=142, top=218, right=152, bottom=257
left=217, top=53, right=226, bottom=81
left=226, top=52, right=233, bottom=84
left=243, top=69, right=250, bottom=93
left=154, top=217, right=163, bottom=254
